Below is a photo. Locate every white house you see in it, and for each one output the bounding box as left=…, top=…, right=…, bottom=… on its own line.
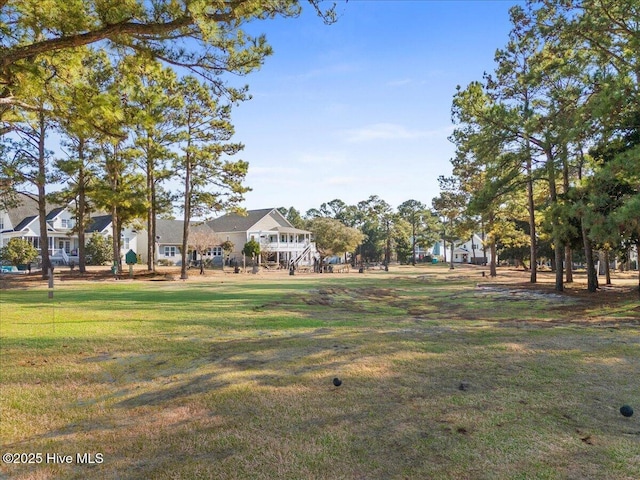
left=207, top=208, right=316, bottom=267
left=433, top=233, right=493, bottom=265
left=148, top=209, right=317, bottom=268
left=0, top=193, right=139, bottom=267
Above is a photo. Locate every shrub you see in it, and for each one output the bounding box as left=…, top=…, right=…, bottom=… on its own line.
left=242, top=239, right=260, bottom=258
left=85, top=233, right=113, bottom=265
left=0, top=238, right=39, bottom=266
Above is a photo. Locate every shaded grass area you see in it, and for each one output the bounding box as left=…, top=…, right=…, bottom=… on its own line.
left=1, top=270, right=640, bottom=479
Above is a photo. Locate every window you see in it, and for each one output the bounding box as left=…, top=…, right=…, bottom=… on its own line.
left=164, top=246, right=176, bottom=257
left=123, top=237, right=130, bottom=250
left=61, top=218, right=71, bottom=228
left=212, top=247, right=222, bottom=256
left=0, top=218, right=4, bottom=230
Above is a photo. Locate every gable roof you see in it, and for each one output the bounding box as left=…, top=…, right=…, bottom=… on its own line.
left=6, top=194, right=38, bottom=230
left=3, top=193, right=65, bottom=232
left=86, top=215, right=112, bottom=234
left=46, top=207, right=65, bottom=221
left=13, top=215, right=38, bottom=232
left=207, top=208, right=290, bottom=233
left=156, top=219, right=184, bottom=245
left=156, top=219, right=217, bottom=245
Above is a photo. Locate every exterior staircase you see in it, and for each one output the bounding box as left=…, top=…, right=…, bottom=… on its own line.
left=290, top=243, right=313, bottom=268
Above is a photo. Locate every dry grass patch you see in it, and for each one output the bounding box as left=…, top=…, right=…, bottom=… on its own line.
left=2, top=266, right=640, bottom=479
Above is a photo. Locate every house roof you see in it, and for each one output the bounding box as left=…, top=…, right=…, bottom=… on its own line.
left=45, top=207, right=65, bottom=221
left=207, top=208, right=276, bottom=233
left=4, top=193, right=65, bottom=232
left=13, top=215, right=37, bottom=232
left=156, top=219, right=217, bottom=245
left=268, top=226, right=311, bottom=234
left=86, top=215, right=112, bottom=234
left=6, top=194, right=38, bottom=230
left=156, top=219, right=184, bottom=245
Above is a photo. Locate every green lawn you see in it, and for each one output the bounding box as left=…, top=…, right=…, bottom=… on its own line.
left=1, top=267, right=640, bottom=479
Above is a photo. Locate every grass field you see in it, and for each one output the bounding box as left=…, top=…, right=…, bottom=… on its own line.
left=1, top=265, right=640, bottom=479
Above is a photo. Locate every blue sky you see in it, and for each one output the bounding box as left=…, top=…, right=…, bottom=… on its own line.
left=227, top=0, right=520, bottom=214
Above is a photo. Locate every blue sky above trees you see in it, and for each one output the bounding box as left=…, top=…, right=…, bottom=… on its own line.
left=225, top=0, right=520, bottom=213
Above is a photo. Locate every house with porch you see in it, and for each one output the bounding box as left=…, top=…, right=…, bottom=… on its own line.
left=433, top=233, right=491, bottom=265
left=152, top=209, right=316, bottom=268
left=451, top=234, right=490, bottom=265
left=0, top=193, right=139, bottom=267
left=207, top=208, right=316, bottom=268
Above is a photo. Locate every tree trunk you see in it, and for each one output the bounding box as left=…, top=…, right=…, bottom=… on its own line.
left=37, top=187, right=50, bottom=279
left=565, top=246, right=573, bottom=283
left=77, top=139, right=87, bottom=274
left=490, top=240, right=497, bottom=277
left=116, top=218, right=123, bottom=273
left=449, top=242, right=455, bottom=270
left=147, top=169, right=154, bottom=271
left=603, top=249, right=611, bottom=285
left=525, top=129, right=537, bottom=283
left=107, top=144, right=122, bottom=274
left=37, top=110, right=51, bottom=279
left=562, top=145, right=573, bottom=284
left=488, top=213, right=497, bottom=277
left=180, top=153, right=191, bottom=280
left=146, top=138, right=156, bottom=272
left=471, top=235, right=477, bottom=264
left=554, top=243, right=564, bottom=292
left=111, top=206, right=119, bottom=273
left=582, top=220, right=598, bottom=293
left=546, top=149, right=563, bottom=292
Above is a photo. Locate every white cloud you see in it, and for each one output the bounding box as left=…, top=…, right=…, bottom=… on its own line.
left=344, top=123, right=453, bottom=143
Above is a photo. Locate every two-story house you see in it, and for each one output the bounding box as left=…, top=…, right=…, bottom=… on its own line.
left=149, top=209, right=317, bottom=268
left=0, top=193, right=139, bottom=267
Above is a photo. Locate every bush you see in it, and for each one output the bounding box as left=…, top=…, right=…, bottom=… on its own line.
left=85, top=233, right=113, bottom=265
left=0, top=238, right=39, bottom=266
left=242, top=239, right=260, bottom=258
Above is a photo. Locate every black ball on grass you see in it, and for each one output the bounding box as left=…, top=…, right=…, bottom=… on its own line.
left=332, top=377, right=342, bottom=387
left=620, top=405, right=634, bottom=417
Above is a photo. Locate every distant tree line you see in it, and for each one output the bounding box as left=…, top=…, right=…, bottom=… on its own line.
left=278, top=196, right=443, bottom=267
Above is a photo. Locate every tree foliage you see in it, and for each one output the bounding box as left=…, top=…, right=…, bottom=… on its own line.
left=0, top=237, right=38, bottom=266
left=310, top=217, right=364, bottom=265
left=84, top=232, right=113, bottom=265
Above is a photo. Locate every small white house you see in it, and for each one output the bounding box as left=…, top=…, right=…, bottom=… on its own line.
left=434, top=233, right=492, bottom=265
